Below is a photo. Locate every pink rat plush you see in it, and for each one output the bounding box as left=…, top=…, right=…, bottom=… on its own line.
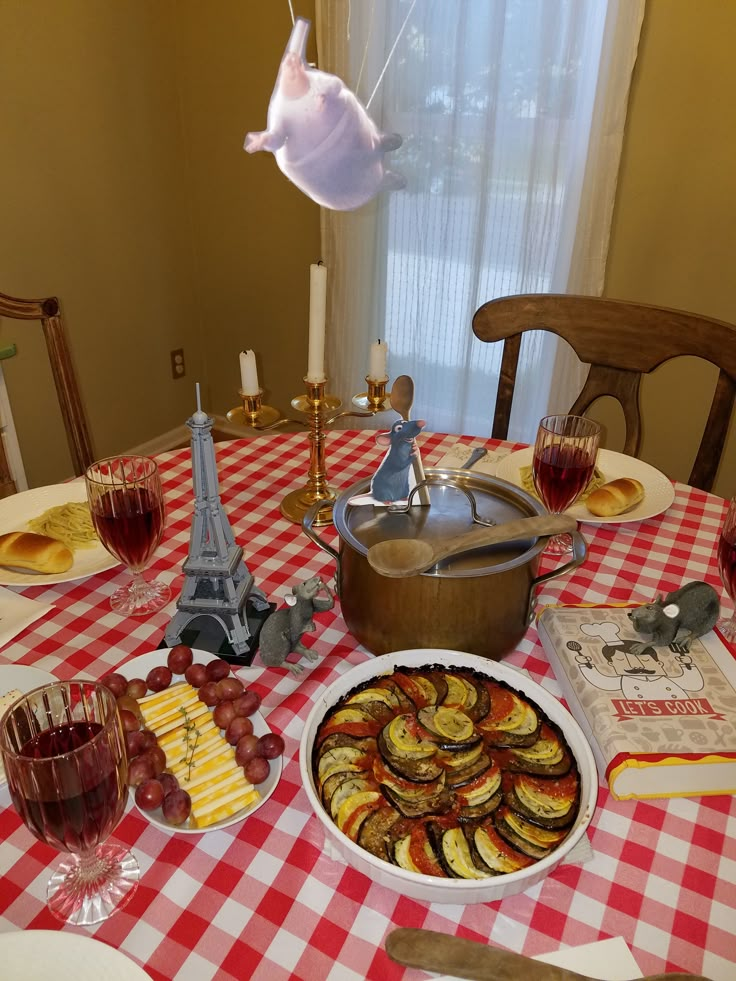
left=245, top=17, right=405, bottom=211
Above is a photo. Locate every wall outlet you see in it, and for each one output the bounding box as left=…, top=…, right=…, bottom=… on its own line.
left=170, top=348, right=185, bottom=380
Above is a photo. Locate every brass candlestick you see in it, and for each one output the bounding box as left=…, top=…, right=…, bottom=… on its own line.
left=227, top=375, right=391, bottom=527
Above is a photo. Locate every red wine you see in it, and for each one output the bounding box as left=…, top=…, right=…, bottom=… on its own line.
left=91, top=487, right=164, bottom=571
left=13, top=721, right=125, bottom=853
left=718, top=534, right=736, bottom=601
left=533, top=446, right=594, bottom=513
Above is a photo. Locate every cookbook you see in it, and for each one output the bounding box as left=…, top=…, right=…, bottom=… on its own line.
left=536, top=604, right=736, bottom=801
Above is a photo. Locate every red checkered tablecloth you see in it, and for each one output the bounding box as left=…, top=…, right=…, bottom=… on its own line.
left=1, top=430, right=734, bottom=980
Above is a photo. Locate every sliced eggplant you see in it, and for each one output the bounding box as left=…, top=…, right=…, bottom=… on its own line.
left=335, top=789, right=383, bottom=840
left=382, top=783, right=453, bottom=819
left=436, top=740, right=484, bottom=771
left=505, top=724, right=572, bottom=776
left=506, top=770, right=579, bottom=828
left=478, top=686, right=540, bottom=746
left=329, top=776, right=379, bottom=820
left=346, top=686, right=402, bottom=710
left=462, top=675, right=491, bottom=722
left=392, top=825, right=446, bottom=877
left=317, top=732, right=377, bottom=757
left=444, top=752, right=493, bottom=789
left=416, top=705, right=480, bottom=750
left=454, top=762, right=502, bottom=807
left=473, top=823, right=535, bottom=874
left=382, top=714, right=437, bottom=759
left=317, top=745, right=369, bottom=786
left=374, top=755, right=447, bottom=798
left=321, top=768, right=372, bottom=809
left=358, top=806, right=402, bottom=862
left=436, top=826, right=489, bottom=880
left=377, top=729, right=444, bottom=783
left=441, top=673, right=477, bottom=711
left=458, top=789, right=502, bottom=822
left=494, top=805, right=569, bottom=859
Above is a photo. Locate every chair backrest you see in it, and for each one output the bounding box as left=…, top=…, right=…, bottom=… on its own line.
left=471, top=293, right=736, bottom=493
left=0, top=291, right=94, bottom=485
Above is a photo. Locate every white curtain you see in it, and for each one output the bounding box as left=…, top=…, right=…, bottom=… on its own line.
left=315, top=0, right=644, bottom=440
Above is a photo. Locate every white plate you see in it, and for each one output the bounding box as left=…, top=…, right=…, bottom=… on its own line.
left=495, top=447, right=675, bottom=524
left=0, top=482, right=119, bottom=585
left=0, top=665, right=56, bottom=784
left=117, top=649, right=282, bottom=834
left=0, top=930, right=150, bottom=981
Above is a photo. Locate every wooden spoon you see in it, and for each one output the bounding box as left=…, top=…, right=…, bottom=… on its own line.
left=389, top=374, right=430, bottom=505
left=385, top=928, right=712, bottom=981
left=367, top=513, right=578, bottom=578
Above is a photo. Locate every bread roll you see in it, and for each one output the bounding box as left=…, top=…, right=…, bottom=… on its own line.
left=0, top=532, right=74, bottom=574
left=585, top=478, right=645, bottom=517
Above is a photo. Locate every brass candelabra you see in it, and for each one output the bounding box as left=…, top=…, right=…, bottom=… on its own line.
left=227, top=375, right=390, bottom=526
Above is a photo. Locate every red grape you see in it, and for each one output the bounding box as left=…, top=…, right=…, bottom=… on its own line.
left=146, top=666, right=173, bottom=692
left=127, top=755, right=156, bottom=787
left=184, top=662, right=208, bottom=688
left=158, top=772, right=179, bottom=797
left=233, top=690, right=261, bottom=717
left=135, top=778, right=164, bottom=811
left=125, top=729, right=147, bottom=758
left=256, top=732, right=285, bottom=760
left=162, top=788, right=192, bottom=826
left=126, top=678, right=147, bottom=699
left=244, top=756, right=270, bottom=785
left=145, top=745, right=167, bottom=776
left=119, top=708, right=141, bottom=733
left=198, top=681, right=219, bottom=706
left=205, top=658, right=230, bottom=682
left=212, top=700, right=236, bottom=730
left=117, top=694, right=143, bottom=722
left=226, top=716, right=253, bottom=745
left=139, top=729, right=158, bottom=752
left=235, top=733, right=259, bottom=767
left=216, top=677, right=244, bottom=701
left=167, top=644, right=194, bottom=675
left=101, top=672, right=128, bottom=698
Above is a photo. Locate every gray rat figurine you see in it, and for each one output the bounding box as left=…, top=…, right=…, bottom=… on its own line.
left=258, top=576, right=335, bottom=675
left=370, top=418, right=426, bottom=504
left=628, top=581, right=720, bottom=653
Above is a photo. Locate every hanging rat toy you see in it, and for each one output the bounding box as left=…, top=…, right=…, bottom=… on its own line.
left=244, top=16, right=406, bottom=211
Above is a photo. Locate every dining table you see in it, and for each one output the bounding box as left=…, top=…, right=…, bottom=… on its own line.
left=0, top=428, right=734, bottom=981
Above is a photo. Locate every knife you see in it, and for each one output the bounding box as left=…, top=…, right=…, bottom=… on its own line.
left=385, top=928, right=712, bottom=981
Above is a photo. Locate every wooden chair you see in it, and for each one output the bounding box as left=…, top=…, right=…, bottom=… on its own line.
left=0, top=292, right=94, bottom=492
left=471, top=294, right=736, bottom=493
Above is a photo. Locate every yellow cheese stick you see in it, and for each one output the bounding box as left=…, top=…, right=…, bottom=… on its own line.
left=191, top=785, right=260, bottom=828
left=140, top=690, right=202, bottom=729
left=178, top=750, right=238, bottom=792
left=168, top=729, right=226, bottom=773
left=148, top=701, right=211, bottom=738
left=138, top=681, right=192, bottom=710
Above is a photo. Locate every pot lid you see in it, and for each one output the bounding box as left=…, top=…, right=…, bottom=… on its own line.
left=333, top=467, right=548, bottom=578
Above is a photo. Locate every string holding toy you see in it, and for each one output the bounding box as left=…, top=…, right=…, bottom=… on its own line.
left=244, top=15, right=406, bottom=211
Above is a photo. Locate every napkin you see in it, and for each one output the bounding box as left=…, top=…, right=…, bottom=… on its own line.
left=434, top=442, right=509, bottom=475
left=0, top=587, right=53, bottom=652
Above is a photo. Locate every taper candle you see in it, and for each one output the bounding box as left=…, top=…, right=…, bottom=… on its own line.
left=239, top=350, right=259, bottom=395
left=368, top=339, right=388, bottom=381
left=307, top=262, right=327, bottom=382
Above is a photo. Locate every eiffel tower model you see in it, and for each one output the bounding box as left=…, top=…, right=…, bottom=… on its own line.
left=165, top=388, right=271, bottom=663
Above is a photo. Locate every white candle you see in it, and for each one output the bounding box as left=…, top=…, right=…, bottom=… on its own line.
left=368, top=339, right=388, bottom=381
left=307, top=262, right=327, bottom=382
left=239, top=349, right=259, bottom=395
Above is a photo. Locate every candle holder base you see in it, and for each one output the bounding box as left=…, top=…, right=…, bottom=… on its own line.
left=226, top=403, right=282, bottom=429
left=280, top=485, right=335, bottom=526
left=352, top=376, right=389, bottom=413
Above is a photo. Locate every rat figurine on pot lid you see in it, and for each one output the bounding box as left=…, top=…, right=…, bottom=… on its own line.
left=244, top=17, right=406, bottom=211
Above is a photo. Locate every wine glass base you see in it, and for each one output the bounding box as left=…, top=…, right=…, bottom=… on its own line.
left=717, top=614, right=736, bottom=645
left=542, top=532, right=574, bottom=556
left=110, top=578, right=171, bottom=617
left=47, top=843, right=139, bottom=926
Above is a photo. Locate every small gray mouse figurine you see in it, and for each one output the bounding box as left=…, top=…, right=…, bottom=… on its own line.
left=370, top=418, right=426, bottom=504
left=258, top=576, right=335, bottom=675
left=628, top=581, right=720, bottom=653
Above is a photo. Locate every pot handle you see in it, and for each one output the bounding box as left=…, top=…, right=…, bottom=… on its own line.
left=302, top=501, right=342, bottom=592
left=531, top=528, right=587, bottom=588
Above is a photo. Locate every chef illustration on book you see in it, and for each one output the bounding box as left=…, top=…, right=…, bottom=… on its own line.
left=567, top=620, right=705, bottom=701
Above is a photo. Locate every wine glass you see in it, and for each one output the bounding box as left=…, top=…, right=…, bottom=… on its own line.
left=0, top=680, right=139, bottom=925
left=85, top=455, right=170, bottom=616
left=532, top=414, right=601, bottom=555
left=717, top=496, right=736, bottom=643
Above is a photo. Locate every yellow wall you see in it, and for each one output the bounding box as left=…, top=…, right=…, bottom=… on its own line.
left=1, top=0, right=733, bottom=498
left=604, top=0, right=736, bottom=498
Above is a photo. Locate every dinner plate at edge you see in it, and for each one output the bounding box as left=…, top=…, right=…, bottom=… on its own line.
left=299, top=648, right=598, bottom=906
left=496, top=447, right=675, bottom=524
left=116, top=648, right=282, bottom=835
left=0, top=930, right=150, bottom=981
left=0, top=665, right=56, bottom=786
left=0, top=481, right=119, bottom=586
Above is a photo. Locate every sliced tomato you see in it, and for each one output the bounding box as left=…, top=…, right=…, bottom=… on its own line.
left=316, top=721, right=382, bottom=746
left=408, top=824, right=446, bottom=877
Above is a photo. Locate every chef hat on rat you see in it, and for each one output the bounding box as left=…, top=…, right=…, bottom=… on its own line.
left=244, top=17, right=405, bottom=211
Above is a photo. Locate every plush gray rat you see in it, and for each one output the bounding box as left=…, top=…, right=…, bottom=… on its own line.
left=258, top=576, right=335, bottom=675
left=628, top=581, right=720, bottom=653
